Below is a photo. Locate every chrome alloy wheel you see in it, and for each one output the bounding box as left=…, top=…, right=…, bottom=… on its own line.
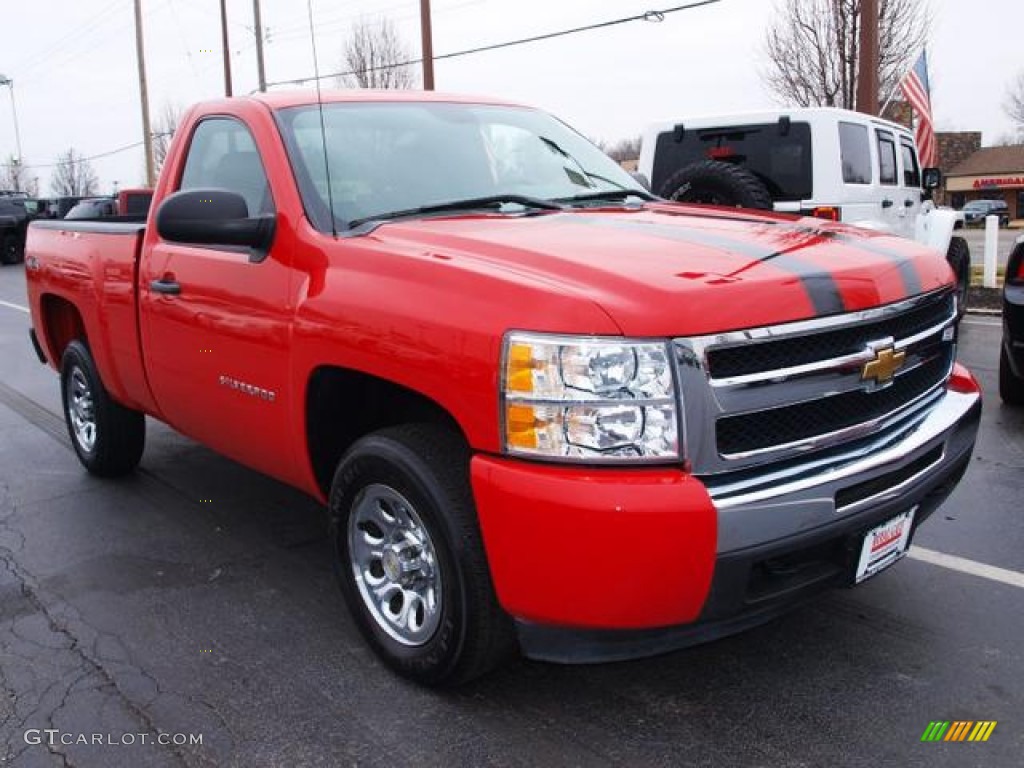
left=348, top=484, right=443, bottom=646
left=67, top=366, right=97, bottom=452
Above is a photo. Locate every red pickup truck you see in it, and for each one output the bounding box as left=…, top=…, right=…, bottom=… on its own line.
left=25, top=91, right=981, bottom=685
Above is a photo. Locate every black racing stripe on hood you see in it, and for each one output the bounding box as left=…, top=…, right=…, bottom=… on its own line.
left=580, top=216, right=846, bottom=316
left=825, top=233, right=923, bottom=295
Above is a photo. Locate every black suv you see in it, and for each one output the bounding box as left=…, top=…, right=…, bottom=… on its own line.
left=1001, top=235, right=1024, bottom=404
left=0, top=195, right=30, bottom=265
left=962, top=199, right=1011, bottom=227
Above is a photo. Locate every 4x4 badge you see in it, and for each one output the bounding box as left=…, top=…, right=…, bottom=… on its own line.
left=861, top=342, right=906, bottom=388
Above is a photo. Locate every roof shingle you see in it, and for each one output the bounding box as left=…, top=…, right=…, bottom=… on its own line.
left=947, top=145, right=1024, bottom=177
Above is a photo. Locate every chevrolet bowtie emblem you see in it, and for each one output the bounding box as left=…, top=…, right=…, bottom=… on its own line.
left=862, top=345, right=906, bottom=386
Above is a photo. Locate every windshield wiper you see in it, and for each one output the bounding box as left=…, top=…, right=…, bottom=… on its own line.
left=348, top=195, right=564, bottom=229
left=556, top=188, right=657, bottom=204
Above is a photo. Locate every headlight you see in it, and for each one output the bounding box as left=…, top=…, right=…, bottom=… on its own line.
left=501, top=332, right=679, bottom=462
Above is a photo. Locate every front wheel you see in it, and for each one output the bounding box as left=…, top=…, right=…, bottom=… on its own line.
left=328, top=424, right=514, bottom=686
left=60, top=340, right=145, bottom=476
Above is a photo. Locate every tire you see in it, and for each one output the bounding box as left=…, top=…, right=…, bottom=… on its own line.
left=328, top=424, right=514, bottom=686
left=946, top=236, right=970, bottom=316
left=60, top=340, right=145, bottom=476
left=0, top=234, right=20, bottom=265
left=658, top=159, right=773, bottom=210
left=1000, top=345, right=1024, bottom=406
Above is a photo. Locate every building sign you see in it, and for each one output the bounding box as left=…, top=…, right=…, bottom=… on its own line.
left=973, top=176, right=1024, bottom=189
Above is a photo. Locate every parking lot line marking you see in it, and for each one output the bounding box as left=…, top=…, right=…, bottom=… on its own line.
left=961, top=318, right=1001, bottom=327
left=0, top=299, right=29, bottom=314
left=909, top=546, right=1024, bottom=590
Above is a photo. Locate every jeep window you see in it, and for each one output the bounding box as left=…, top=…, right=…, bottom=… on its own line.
left=876, top=130, right=897, bottom=186
left=839, top=122, right=871, bottom=184
left=651, top=122, right=812, bottom=201
left=277, top=102, right=642, bottom=232
left=899, top=138, right=920, bottom=187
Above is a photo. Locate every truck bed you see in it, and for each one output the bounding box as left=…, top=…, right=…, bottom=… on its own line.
left=26, top=218, right=154, bottom=413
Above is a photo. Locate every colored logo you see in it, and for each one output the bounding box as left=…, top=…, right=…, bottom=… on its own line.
left=920, top=721, right=997, bottom=742
left=861, top=341, right=905, bottom=388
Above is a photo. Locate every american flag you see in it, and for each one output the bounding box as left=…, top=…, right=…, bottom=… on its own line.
left=899, top=51, right=936, bottom=167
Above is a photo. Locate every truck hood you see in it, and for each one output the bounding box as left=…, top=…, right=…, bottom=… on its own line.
left=364, top=204, right=953, bottom=337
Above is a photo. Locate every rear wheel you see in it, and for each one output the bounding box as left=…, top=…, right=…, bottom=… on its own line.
left=60, top=340, right=145, bottom=476
left=1000, top=345, right=1024, bottom=406
left=946, top=236, right=970, bottom=316
left=328, top=424, right=514, bottom=686
left=0, top=234, right=20, bottom=265
left=658, top=160, right=773, bottom=210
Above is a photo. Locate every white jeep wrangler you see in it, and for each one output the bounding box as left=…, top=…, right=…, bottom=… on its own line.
left=638, top=107, right=968, bottom=309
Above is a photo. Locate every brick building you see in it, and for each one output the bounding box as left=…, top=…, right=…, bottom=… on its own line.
left=945, top=146, right=1024, bottom=220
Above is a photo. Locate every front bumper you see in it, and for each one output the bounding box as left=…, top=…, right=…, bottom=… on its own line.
left=470, top=366, right=981, bottom=663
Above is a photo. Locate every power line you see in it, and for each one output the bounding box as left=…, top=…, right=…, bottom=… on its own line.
left=267, top=0, right=722, bottom=88
left=0, top=134, right=172, bottom=171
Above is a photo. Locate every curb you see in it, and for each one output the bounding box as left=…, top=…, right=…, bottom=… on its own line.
left=965, top=308, right=1001, bottom=317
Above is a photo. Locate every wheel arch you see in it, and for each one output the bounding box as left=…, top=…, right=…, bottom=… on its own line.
left=305, top=365, right=468, bottom=498
left=38, top=294, right=87, bottom=366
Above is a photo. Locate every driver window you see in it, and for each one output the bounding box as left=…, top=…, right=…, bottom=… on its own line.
left=180, top=118, right=274, bottom=216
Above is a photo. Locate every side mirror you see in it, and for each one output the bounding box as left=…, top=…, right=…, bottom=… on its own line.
left=156, top=188, right=275, bottom=257
left=922, top=167, right=941, bottom=190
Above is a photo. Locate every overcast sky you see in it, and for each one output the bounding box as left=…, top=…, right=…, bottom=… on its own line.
left=2, top=0, right=1022, bottom=194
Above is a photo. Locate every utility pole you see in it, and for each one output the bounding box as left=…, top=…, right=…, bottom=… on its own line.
left=420, top=0, right=435, bottom=90
left=220, top=0, right=233, bottom=97
left=252, top=0, right=267, bottom=92
left=0, top=76, right=22, bottom=164
left=856, top=0, right=879, bottom=116
left=131, top=0, right=155, bottom=187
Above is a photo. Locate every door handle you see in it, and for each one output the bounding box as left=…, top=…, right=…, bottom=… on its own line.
left=150, top=277, right=181, bottom=295
left=903, top=199, right=915, bottom=208
left=881, top=199, right=894, bottom=209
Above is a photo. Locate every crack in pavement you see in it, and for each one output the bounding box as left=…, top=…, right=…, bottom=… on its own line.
left=0, top=551, right=203, bottom=767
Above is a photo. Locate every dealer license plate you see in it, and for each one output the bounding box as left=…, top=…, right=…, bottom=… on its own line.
left=854, top=507, right=917, bottom=584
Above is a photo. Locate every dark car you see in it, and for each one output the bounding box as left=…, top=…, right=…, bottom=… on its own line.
left=1001, top=234, right=1024, bottom=404
left=0, top=195, right=30, bottom=264
left=962, top=199, right=1010, bottom=227
left=64, top=197, right=116, bottom=220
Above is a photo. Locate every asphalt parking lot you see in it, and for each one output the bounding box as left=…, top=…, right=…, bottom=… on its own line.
left=0, top=264, right=1022, bottom=768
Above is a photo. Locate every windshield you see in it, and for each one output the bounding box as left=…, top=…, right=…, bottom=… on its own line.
left=276, top=102, right=644, bottom=231
left=963, top=201, right=989, bottom=210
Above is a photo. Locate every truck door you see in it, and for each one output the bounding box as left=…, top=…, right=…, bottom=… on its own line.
left=874, top=128, right=902, bottom=235
left=139, top=116, right=295, bottom=483
left=896, top=135, right=922, bottom=239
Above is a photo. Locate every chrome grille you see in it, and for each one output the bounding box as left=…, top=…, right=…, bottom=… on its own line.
left=706, top=291, right=954, bottom=378
left=674, top=289, right=958, bottom=476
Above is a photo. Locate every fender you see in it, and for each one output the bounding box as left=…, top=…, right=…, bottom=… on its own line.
left=914, top=206, right=956, bottom=254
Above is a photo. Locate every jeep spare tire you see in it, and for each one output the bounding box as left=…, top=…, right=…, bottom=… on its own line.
left=659, top=159, right=773, bottom=210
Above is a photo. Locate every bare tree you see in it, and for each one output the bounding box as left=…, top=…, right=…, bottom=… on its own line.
left=152, top=103, right=184, bottom=177
left=338, top=17, right=415, bottom=90
left=0, top=155, right=38, bottom=195
left=605, top=137, right=643, bottom=163
left=1005, top=70, right=1024, bottom=139
left=49, top=148, right=98, bottom=197
left=763, top=0, right=929, bottom=108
